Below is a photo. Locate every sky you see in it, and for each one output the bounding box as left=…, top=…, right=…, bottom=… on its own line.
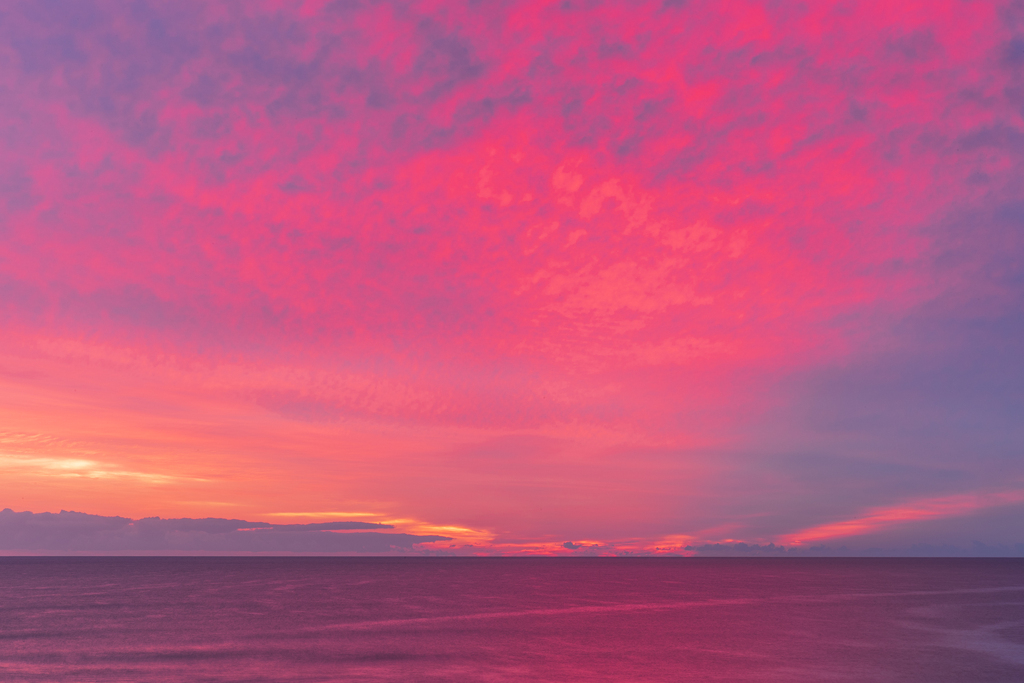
left=0, top=0, right=1022, bottom=555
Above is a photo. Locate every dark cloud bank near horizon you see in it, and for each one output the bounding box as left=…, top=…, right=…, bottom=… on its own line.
left=675, top=542, right=1024, bottom=558
left=0, top=509, right=451, bottom=554
left=3, top=509, right=1023, bottom=556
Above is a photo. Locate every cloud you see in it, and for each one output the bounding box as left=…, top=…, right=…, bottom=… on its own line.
left=777, top=490, right=1024, bottom=547
left=680, top=542, right=1024, bottom=557
left=0, top=509, right=451, bottom=554
left=0, top=0, right=1021, bottom=551
left=0, top=452, right=202, bottom=484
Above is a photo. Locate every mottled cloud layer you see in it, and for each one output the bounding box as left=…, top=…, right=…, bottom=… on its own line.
left=1, top=0, right=1022, bottom=554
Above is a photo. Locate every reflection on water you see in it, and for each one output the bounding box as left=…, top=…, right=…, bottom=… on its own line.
left=0, top=557, right=1021, bottom=682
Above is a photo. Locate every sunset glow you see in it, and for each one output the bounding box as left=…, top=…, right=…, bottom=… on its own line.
left=1, top=0, right=1023, bottom=554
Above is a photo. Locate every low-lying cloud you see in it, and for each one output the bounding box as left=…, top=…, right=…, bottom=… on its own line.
left=681, top=542, right=1024, bottom=558
left=0, top=509, right=452, bottom=554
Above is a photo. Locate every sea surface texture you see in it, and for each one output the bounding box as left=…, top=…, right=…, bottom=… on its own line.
left=0, top=557, right=1022, bottom=682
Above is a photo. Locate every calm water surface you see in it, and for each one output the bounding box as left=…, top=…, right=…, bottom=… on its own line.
left=0, top=557, right=1021, bottom=682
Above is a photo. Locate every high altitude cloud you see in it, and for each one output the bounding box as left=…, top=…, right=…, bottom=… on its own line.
left=0, top=0, right=1022, bottom=554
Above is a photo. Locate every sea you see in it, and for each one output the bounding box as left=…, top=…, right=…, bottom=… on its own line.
left=0, top=557, right=1021, bottom=682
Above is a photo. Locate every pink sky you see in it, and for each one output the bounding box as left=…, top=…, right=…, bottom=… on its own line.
left=1, top=0, right=1023, bottom=554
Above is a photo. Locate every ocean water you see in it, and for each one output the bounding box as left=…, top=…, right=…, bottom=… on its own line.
left=0, top=558, right=1022, bottom=682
